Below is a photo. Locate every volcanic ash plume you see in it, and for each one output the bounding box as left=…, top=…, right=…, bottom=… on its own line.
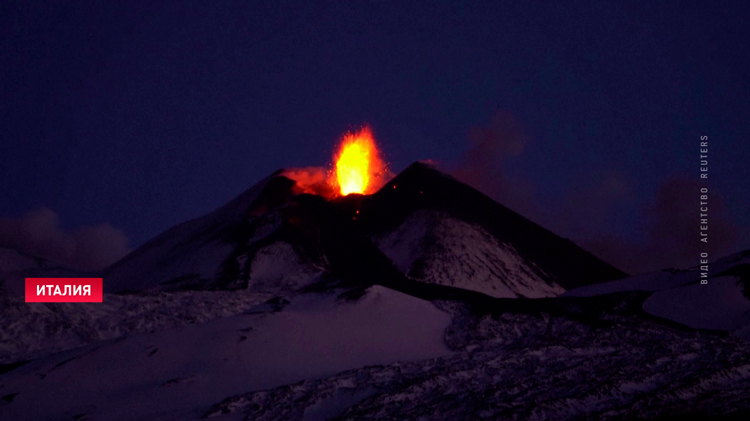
left=282, top=167, right=337, bottom=197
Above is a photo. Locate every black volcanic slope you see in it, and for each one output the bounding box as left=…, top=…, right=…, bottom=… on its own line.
left=347, top=162, right=627, bottom=290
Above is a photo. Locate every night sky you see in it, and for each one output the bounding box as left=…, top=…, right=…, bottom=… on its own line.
left=1, top=1, right=748, bottom=274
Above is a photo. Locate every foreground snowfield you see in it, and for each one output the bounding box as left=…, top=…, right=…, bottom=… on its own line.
left=0, top=289, right=273, bottom=364
left=0, top=286, right=452, bottom=420
left=205, top=297, right=750, bottom=420
left=6, top=285, right=750, bottom=420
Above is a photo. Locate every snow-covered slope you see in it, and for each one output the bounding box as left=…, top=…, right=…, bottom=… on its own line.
left=565, top=250, right=750, bottom=340
left=0, top=285, right=451, bottom=420
left=374, top=209, right=564, bottom=298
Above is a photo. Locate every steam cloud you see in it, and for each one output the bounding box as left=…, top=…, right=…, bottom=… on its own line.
left=583, top=177, right=738, bottom=275
left=452, top=110, right=741, bottom=275
left=452, top=110, right=541, bottom=221
left=0, top=208, right=130, bottom=270
left=282, top=167, right=337, bottom=197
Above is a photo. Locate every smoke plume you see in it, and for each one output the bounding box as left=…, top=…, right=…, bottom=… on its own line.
left=0, top=208, right=130, bottom=270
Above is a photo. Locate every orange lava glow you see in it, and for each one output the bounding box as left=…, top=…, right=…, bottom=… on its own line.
left=332, top=127, right=386, bottom=196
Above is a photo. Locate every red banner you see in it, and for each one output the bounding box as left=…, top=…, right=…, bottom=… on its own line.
left=25, top=278, right=104, bottom=303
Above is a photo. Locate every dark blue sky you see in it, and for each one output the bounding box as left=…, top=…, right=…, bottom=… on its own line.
left=1, top=1, right=748, bottom=272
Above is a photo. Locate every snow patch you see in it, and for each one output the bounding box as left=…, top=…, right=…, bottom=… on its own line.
left=374, top=210, right=564, bottom=298
left=247, top=241, right=322, bottom=294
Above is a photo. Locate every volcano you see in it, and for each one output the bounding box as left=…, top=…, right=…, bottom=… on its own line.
left=98, top=162, right=626, bottom=298
left=2, top=163, right=750, bottom=420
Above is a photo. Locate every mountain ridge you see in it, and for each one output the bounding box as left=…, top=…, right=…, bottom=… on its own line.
left=2, top=162, right=628, bottom=299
